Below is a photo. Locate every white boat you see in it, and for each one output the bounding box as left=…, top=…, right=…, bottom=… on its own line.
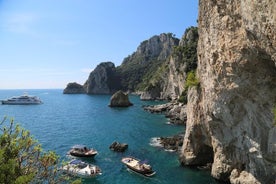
left=68, top=145, right=98, bottom=158
left=1, top=93, right=42, bottom=105
left=61, top=159, right=102, bottom=178
left=121, top=157, right=156, bottom=177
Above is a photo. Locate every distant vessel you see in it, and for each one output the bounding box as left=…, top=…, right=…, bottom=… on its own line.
left=61, top=159, right=102, bottom=178
left=121, top=156, right=156, bottom=177
left=1, top=93, right=42, bottom=105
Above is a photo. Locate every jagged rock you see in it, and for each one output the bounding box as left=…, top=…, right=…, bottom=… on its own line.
left=63, top=82, right=85, bottom=94
left=180, top=1, right=276, bottom=183
left=118, top=33, right=179, bottom=97
left=150, top=133, right=184, bottom=152
left=160, top=134, right=184, bottom=151
left=109, top=90, right=133, bottom=107
left=143, top=103, right=173, bottom=113
left=144, top=102, right=187, bottom=125
left=83, top=62, right=121, bottom=94
left=109, top=141, right=128, bottom=152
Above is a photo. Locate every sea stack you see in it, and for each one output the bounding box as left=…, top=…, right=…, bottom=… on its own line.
left=63, top=82, right=85, bottom=94
left=109, top=90, right=133, bottom=107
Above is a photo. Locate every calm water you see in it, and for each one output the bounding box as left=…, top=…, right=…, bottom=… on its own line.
left=0, top=89, right=218, bottom=184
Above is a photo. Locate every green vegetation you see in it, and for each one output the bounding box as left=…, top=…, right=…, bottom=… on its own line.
left=178, top=70, right=200, bottom=104
left=0, top=117, right=79, bottom=183
left=185, top=70, right=200, bottom=89
left=172, top=26, right=198, bottom=73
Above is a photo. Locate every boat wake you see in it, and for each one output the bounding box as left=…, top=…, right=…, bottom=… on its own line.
left=149, top=137, right=162, bottom=147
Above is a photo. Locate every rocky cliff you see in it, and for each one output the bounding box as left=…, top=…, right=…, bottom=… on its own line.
left=140, top=27, right=198, bottom=100
left=180, top=0, right=276, bottom=184
left=83, top=62, right=121, bottom=94
left=117, top=33, right=179, bottom=93
left=64, top=33, right=181, bottom=96
left=161, top=27, right=198, bottom=100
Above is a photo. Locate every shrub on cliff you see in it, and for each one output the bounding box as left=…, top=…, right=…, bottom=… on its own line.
left=0, top=117, right=73, bottom=183
left=185, top=70, right=200, bottom=89
left=178, top=70, right=199, bottom=104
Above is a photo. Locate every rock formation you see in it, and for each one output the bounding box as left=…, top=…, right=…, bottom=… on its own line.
left=109, top=141, right=128, bottom=152
left=117, top=33, right=179, bottom=95
left=83, top=62, right=121, bottom=94
left=140, top=27, right=198, bottom=100
left=109, top=90, right=133, bottom=107
left=180, top=1, right=276, bottom=184
left=143, top=102, right=187, bottom=125
left=63, top=82, right=85, bottom=94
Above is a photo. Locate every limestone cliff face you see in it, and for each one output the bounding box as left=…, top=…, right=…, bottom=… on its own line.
left=118, top=33, right=179, bottom=93
left=180, top=0, right=276, bottom=184
left=160, top=27, right=198, bottom=100
left=83, top=62, right=121, bottom=94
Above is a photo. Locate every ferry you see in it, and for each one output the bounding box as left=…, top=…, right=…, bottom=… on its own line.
left=1, top=93, right=42, bottom=105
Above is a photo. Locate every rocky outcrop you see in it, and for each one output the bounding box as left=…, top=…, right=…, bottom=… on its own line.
left=109, top=141, right=128, bottom=152
left=150, top=133, right=184, bottom=152
left=180, top=1, right=276, bottom=184
left=83, top=62, right=121, bottom=94
left=109, top=90, right=133, bottom=107
left=63, top=82, right=85, bottom=94
left=143, top=102, right=187, bottom=125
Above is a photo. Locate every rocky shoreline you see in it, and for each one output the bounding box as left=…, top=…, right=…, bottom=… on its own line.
left=143, top=102, right=187, bottom=125
left=144, top=102, right=186, bottom=153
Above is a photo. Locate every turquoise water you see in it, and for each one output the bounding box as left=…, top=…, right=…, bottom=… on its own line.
left=0, top=89, right=218, bottom=184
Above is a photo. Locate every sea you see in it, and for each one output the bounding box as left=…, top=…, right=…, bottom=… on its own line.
left=0, top=89, right=219, bottom=184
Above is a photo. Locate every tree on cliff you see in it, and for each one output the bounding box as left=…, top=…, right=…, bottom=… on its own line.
left=0, top=117, right=71, bottom=183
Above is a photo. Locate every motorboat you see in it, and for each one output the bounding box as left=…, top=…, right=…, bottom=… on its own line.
left=61, top=159, right=102, bottom=178
left=68, top=145, right=98, bottom=158
left=1, top=93, right=42, bottom=105
left=121, top=156, right=156, bottom=177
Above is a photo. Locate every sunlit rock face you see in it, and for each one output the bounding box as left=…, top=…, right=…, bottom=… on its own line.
left=180, top=0, right=276, bottom=183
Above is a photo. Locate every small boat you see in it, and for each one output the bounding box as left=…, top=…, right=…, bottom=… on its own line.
left=68, top=145, right=98, bottom=158
left=1, top=93, right=42, bottom=105
left=121, top=156, right=156, bottom=177
left=61, top=159, right=102, bottom=178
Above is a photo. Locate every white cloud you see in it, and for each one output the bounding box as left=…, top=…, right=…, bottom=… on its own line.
left=3, top=13, right=38, bottom=35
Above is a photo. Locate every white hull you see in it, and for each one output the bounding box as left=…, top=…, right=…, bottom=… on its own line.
left=61, top=160, right=102, bottom=178
left=1, top=93, right=42, bottom=105
left=2, top=101, right=42, bottom=105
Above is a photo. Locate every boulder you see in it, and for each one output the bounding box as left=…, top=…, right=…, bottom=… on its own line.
left=109, top=90, right=133, bottom=107
left=109, top=141, right=128, bottom=152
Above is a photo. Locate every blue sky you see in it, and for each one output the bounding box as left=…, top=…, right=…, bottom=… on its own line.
left=0, top=0, right=198, bottom=89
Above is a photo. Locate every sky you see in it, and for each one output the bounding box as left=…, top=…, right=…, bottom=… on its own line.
left=0, top=0, right=198, bottom=89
